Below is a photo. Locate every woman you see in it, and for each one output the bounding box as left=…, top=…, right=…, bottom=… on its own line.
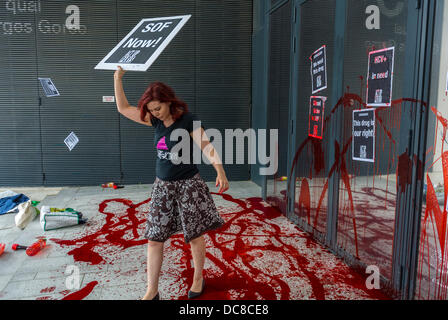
left=114, top=66, right=229, bottom=300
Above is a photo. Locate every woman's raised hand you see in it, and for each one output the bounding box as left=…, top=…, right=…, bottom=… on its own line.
left=114, top=66, right=127, bottom=80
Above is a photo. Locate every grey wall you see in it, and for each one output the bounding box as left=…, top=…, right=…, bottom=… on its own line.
left=0, top=0, right=252, bottom=186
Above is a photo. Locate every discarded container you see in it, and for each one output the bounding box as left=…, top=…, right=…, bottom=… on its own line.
left=26, top=239, right=46, bottom=256
left=40, top=206, right=88, bottom=231
left=0, top=243, right=5, bottom=256
left=12, top=243, right=28, bottom=251
left=102, top=182, right=117, bottom=189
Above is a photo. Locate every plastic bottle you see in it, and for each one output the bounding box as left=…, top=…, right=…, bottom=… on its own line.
left=26, top=239, right=46, bottom=256
left=12, top=244, right=28, bottom=251
left=101, top=182, right=117, bottom=189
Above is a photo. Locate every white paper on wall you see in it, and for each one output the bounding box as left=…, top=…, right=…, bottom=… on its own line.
left=64, top=132, right=79, bottom=151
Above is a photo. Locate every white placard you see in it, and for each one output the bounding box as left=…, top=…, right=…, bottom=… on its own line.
left=95, top=15, right=191, bottom=72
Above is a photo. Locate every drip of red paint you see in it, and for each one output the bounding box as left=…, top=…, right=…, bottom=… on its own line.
left=298, top=178, right=311, bottom=224
left=61, top=281, right=98, bottom=300
left=312, top=139, right=325, bottom=175
left=397, top=150, right=412, bottom=194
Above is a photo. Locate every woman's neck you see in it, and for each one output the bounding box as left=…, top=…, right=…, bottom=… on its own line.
left=163, top=116, right=174, bottom=127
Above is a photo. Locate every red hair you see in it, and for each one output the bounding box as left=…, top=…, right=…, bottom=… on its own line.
left=137, top=82, right=188, bottom=123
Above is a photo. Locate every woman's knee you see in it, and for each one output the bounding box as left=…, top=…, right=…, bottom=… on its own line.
left=189, top=235, right=205, bottom=246
left=147, top=240, right=164, bottom=248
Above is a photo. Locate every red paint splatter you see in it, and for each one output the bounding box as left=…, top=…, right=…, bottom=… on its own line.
left=281, top=91, right=433, bottom=294
left=49, top=191, right=390, bottom=300
left=397, top=150, right=412, bottom=194
left=169, top=194, right=389, bottom=300
left=61, top=281, right=98, bottom=300
left=417, top=107, right=448, bottom=299
left=40, top=286, right=56, bottom=294
left=51, top=198, right=150, bottom=265
left=298, top=178, right=311, bottom=224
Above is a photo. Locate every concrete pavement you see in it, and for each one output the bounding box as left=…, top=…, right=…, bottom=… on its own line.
left=0, top=181, right=390, bottom=300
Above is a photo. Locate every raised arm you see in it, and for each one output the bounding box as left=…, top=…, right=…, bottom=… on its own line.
left=114, top=66, right=152, bottom=126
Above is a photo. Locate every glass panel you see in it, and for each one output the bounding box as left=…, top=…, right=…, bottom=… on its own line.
left=266, top=1, right=292, bottom=215
left=337, top=0, right=408, bottom=283
left=292, top=0, right=336, bottom=236
left=416, top=0, right=448, bottom=300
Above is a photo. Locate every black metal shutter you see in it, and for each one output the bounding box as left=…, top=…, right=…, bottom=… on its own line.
left=195, top=0, right=252, bottom=181
left=36, top=1, right=121, bottom=186
left=268, top=1, right=291, bottom=179
left=0, top=7, right=42, bottom=186
left=0, top=0, right=252, bottom=186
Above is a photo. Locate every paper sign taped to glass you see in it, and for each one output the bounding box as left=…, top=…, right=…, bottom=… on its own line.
left=366, top=47, right=395, bottom=107
left=308, top=96, right=326, bottom=140
left=352, top=109, right=375, bottom=163
left=95, top=15, right=191, bottom=72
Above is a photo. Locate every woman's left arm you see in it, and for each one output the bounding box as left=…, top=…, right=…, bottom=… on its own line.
left=191, top=127, right=229, bottom=194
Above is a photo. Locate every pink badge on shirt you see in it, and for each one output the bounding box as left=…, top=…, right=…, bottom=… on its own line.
left=157, top=136, right=169, bottom=150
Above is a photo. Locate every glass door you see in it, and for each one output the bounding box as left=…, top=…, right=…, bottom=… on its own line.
left=290, top=0, right=336, bottom=241
left=416, top=0, right=448, bottom=300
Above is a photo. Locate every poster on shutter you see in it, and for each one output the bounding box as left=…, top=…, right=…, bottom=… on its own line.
left=95, top=15, right=191, bottom=72
left=366, top=47, right=395, bottom=107
left=352, top=109, right=375, bottom=163
left=310, top=45, right=327, bottom=94
left=38, top=78, right=60, bottom=97
left=308, top=96, right=326, bottom=140
left=64, top=132, right=79, bottom=151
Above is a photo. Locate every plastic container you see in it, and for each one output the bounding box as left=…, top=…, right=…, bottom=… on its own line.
left=12, top=244, right=28, bottom=251
left=25, top=239, right=46, bottom=256
left=101, top=182, right=117, bottom=189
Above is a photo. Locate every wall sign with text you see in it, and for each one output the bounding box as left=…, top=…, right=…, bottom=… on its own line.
left=352, top=109, right=375, bottom=163
left=95, top=15, right=191, bottom=72
left=310, top=45, right=327, bottom=94
left=308, top=96, right=326, bottom=140
left=366, top=47, right=395, bottom=107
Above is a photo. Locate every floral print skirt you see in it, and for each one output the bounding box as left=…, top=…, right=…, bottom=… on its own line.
left=144, top=173, right=225, bottom=243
